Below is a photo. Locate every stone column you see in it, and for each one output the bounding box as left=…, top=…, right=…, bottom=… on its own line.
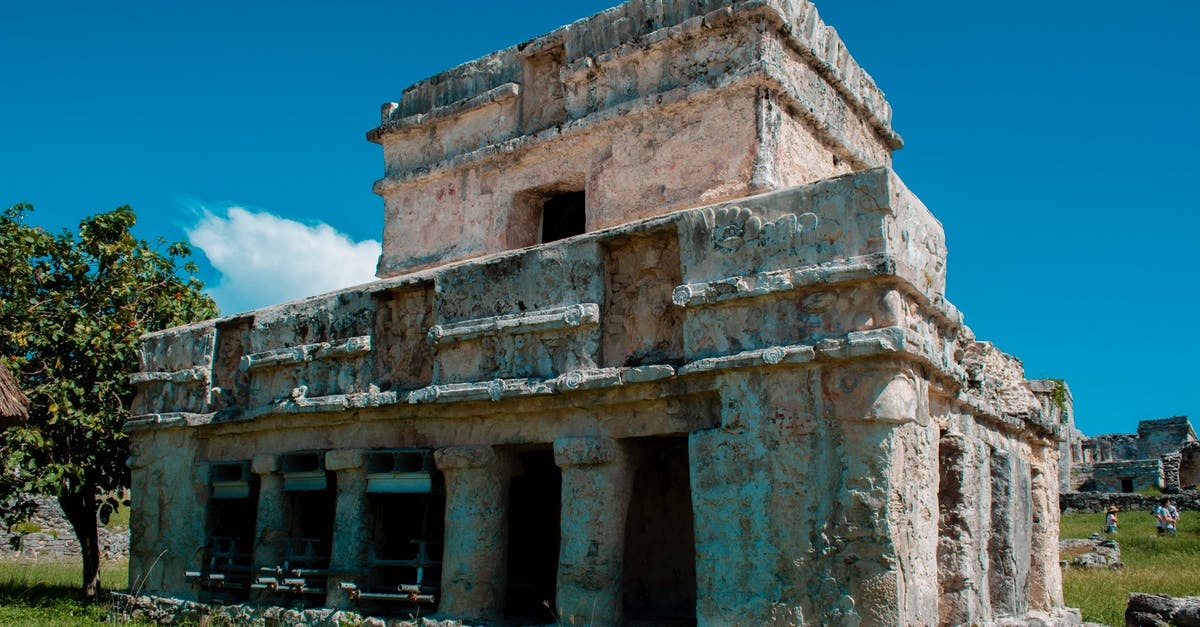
left=938, top=432, right=991, bottom=625
left=1029, top=461, right=1064, bottom=610
left=126, top=442, right=158, bottom=593
left=553, top=437, right=632, bottom=625
left=251, top=454, right=286, bottom=570
left=325, top=449, right=368, bottom=609
left=434, top=446, right=506, bottom=622
left=988, top=447, right=1031, bottom=618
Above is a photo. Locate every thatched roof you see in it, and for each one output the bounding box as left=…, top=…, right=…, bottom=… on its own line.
left=0, top=363, right=29, bottom=427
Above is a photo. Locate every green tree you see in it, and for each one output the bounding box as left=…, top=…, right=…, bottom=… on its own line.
left=0, top=203, right=218, bottom=600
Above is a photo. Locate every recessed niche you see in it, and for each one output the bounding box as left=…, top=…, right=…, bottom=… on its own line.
left=508, top=183, right=587, bottom=249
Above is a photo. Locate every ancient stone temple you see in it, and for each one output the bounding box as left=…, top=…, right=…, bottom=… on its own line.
left=1068, top=416, right=1197, bottom=493
left=126, top=1, right=1079, bottom=624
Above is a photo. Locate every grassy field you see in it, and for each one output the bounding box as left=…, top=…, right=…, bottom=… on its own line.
left=0, top=560, right=142, bottom=627
left=1062, top=509, right=1200, bottom=625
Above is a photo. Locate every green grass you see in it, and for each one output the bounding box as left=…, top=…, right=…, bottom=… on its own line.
left=0, top=560, right=148, bottom=626
left=104, top=504, right=131, bottom=530
left=1062, top=510, right=1200, bottom=625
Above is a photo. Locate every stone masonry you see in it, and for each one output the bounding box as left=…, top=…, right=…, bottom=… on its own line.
left=0, top=496, right=129, bottom=562
left=126, top=1, right=1079, bottom=625
left=1067, top=416, right=1196, bottom=493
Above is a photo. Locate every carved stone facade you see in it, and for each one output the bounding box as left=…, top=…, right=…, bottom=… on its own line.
left=127, top=1, right=1078, bottom=625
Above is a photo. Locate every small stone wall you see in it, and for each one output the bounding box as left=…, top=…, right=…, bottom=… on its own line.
left=1060, top=490, right=1200, bottom=514
left=0, top=496, right=129, bottom=561
left=110, top=593, right=467, bottom=627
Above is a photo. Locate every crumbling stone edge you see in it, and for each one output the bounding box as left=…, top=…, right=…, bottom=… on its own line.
left=109, top=592, right=470, bottom=627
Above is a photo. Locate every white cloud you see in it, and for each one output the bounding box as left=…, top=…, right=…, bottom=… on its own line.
left=186, top=206, right=380, bottom=315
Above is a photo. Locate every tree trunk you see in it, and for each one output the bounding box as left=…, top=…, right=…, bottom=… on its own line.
left=59, top=488, right=101, bottom=601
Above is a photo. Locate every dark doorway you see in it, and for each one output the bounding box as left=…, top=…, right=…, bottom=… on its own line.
left=504, top=448, right=562, bottom=622
left=623, top=437, right=697, bottom=625
left=1121, top=478, right=1134, bottom=493
left=540, top=190, right=586, bottom=243
left=284, top=484, right=337, bottom=566
left=202, top=462, right=259, bottom=603
left=277, top=452, right=337, bottom=607
left=362, top=491, right=445, bottom=612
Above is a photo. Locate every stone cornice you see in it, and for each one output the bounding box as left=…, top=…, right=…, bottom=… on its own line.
left=367, top=0, right=895, bottom=148
left=130, top=366, right=210, bottom=386
left=366, top=82, right=519, bottom=143
left=125, top=325, right=969, bottom=432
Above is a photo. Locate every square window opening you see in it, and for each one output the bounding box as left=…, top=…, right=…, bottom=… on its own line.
left=540, top=190, right=586, bottom=243
left=508, top=184, right=586, bottom=249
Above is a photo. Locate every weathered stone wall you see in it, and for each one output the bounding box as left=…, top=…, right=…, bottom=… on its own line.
left=1061, top=490, right=1200, bottom=514
left=1177, top=442, right=1200, bottom=491
left=0, top=496, right=129, bottom=562
left=369, top=0, right=903, bottom=277
left=1137, top=416, right=1197, bottom=459
left=1072, top=458, right=1163, bottom=493
left=1026, top=379, right=1074, bottom=494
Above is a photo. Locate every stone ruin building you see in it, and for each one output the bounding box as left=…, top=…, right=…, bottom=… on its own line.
left=126, top=1, right=1080, bottom=624
left=1067, top=416, right=1198, bottom=494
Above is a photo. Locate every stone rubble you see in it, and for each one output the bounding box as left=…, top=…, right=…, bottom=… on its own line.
left=1058, top=534, right=1123, bottom=569
left=1125, top=593, right=1200, bottom=627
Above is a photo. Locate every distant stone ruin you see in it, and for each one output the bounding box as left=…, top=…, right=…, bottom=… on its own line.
left=126, top=0, right=1079, bottom=624
left=1067, top=416, right=1197, bottom=493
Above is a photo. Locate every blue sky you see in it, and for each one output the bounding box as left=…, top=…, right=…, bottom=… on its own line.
left=2, top=0, right=1196, bottom=436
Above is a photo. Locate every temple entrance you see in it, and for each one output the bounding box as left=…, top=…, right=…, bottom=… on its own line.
left=623, top=437, right=696, bottom=625
left=269, top=452, right=337, bottom=607
left=504, top=448, right=561, bottom=623
left=1181, top=446, right=1200, bottom=490
left=197, top=461, right=258, bottom=602
left=358, top=449, right=445, bottom=613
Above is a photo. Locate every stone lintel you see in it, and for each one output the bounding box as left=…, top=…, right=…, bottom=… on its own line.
left=129, top=366, right=210, bottom=386
left=123, top=412, right=210, bottom=433
left=239, top=335, right=372, bottom=372
left=554, top=436, right=618, bottom=467
left=672, top=254, right=893, bottom=307
left=428, top=303, right=600, bottom=345
left=251, top=454, right=279, bottom=475
left=325, top=449, right=366, bottom=472
left=435, top=445, right=497, bottom=471
left=671, top=255, right=963, bottom=330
